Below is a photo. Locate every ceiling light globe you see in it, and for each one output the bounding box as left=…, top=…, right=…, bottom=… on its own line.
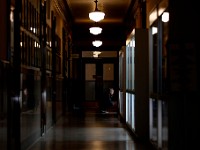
left=89, top=27, right=102, bottom=35
left=89, top=11, right=105, bottom=22
left=92, top=40, right=102, bottom=47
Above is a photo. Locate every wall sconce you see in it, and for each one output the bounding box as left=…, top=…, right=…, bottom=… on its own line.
left=162, top=12, right=169, bottom=22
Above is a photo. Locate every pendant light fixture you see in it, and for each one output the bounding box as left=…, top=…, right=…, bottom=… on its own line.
left=89, top=22, right=102, bottom=35
left=93, top=51, right=101, bottom=57
left=92, top=40, right=102, bottom=47
left=89, top=0, right=105, bottom=22
left=89, top=26, right=102, bottom=35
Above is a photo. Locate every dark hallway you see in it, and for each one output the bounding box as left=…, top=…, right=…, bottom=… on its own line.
left=1, top=0, right=200, bottom=150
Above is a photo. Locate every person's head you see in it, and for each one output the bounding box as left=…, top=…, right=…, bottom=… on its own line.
left=109, top=88, right=114, bottom=95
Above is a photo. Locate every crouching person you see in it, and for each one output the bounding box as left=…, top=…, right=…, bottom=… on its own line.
left=100, top=87, right=115, bottom=114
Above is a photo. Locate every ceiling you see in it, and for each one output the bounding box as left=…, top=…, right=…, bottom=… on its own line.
left=65, top=0, right=136, bottom=52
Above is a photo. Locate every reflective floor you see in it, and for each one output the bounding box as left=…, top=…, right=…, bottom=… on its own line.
left=27, top=110, right=155, bottom=150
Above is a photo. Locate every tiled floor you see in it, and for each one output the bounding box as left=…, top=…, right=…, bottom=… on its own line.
left=27, top=110, right=155, bottom=150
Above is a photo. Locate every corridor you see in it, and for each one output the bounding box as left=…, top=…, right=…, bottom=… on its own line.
left=26, top=110, right=155, bottom=150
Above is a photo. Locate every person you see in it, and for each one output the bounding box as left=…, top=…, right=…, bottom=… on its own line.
left=100, top=87, right=115, bottom=114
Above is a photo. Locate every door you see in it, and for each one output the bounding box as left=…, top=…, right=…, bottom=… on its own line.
left=84, top=63, right=114, bottom=102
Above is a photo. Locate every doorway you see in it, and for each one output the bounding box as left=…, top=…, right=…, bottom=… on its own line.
left=84, top=62, right=114, bottom=103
